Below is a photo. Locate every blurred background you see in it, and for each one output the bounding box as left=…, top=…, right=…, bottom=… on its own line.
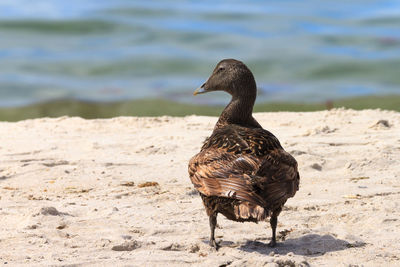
left=0, top=0, right=400, bottom=121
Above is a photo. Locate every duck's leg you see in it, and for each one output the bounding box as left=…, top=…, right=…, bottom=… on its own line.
left=268, top=214, right=277, bottom=247
left=209, top=212, right=220, bottom=250
left=268, top=208, right=282, bottom=247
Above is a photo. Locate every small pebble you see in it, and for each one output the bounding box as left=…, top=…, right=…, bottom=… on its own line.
left=40, top=207, right=60, bottom=216
left=56, top=223, right=67, bottom=230
left=26, top=224, right=38, bottom=230
left=310, top=163, right=322, bottom=171
left=111, top=240, right=140, bottom=251
left=189, top=244, right=200, bottom=253
left=376, top=120, right=390, bottom=127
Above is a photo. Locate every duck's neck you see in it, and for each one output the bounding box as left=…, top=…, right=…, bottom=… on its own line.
left=215, top=93, right=260, bottom=129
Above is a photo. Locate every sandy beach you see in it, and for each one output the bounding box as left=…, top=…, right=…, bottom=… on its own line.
left=0, top=109, right=399, bottom=266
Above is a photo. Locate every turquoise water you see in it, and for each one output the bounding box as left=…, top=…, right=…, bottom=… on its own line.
left=1, top=0, right=400, bottom=106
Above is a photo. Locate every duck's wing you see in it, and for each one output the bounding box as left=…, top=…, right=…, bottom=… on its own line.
left=188, top=125, right=299, bottom=209
left=189, top=149, right=266, bottom=207
left=255, top=149, right=300, bottom=209
left=242, top=127, right=300, bottom=208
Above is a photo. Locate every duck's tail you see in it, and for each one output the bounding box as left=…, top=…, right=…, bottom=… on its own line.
left=233, top=202, right=270, bottom=221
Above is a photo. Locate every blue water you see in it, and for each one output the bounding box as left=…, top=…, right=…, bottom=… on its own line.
left=1, top=0, right=400, bottom=106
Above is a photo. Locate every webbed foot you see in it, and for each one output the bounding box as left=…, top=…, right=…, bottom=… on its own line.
left=210, top=238, right=220, bottom=250
left=268, top=239, right=277, bottom=248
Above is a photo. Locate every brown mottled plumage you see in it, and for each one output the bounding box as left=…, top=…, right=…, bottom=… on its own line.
left=188, top=59, right=300, bottom=249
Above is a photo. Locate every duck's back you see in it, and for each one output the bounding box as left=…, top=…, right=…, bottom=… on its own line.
left=188, top=124, right=299, bottom=221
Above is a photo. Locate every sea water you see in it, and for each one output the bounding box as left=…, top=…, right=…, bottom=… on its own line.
left=0, top=0, right=399, bottom=107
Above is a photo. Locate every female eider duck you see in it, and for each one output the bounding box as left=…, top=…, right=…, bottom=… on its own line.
left=188, top=59, right=300, bottom=249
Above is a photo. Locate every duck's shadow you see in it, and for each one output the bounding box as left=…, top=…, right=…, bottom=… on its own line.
left=238, top=234, right=366, bottom=256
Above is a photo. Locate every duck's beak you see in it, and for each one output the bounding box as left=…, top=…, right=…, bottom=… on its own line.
left=193, top=83, right=207, bottom=96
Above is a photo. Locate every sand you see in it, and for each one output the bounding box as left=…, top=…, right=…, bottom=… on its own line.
left=0, top=108, right=399, bottom=266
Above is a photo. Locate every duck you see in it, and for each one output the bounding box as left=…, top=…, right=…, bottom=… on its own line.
left=188, top=59, right=300, bottom=249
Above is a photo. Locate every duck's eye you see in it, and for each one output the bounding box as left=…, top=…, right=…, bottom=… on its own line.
left=218, top=67, right=225, bottom=72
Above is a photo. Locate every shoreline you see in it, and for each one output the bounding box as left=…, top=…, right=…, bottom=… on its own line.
left=0, top=94, right=400, bottom=121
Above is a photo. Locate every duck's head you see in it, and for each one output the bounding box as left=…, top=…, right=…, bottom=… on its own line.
left=193, top=59, right=256, bottom=98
